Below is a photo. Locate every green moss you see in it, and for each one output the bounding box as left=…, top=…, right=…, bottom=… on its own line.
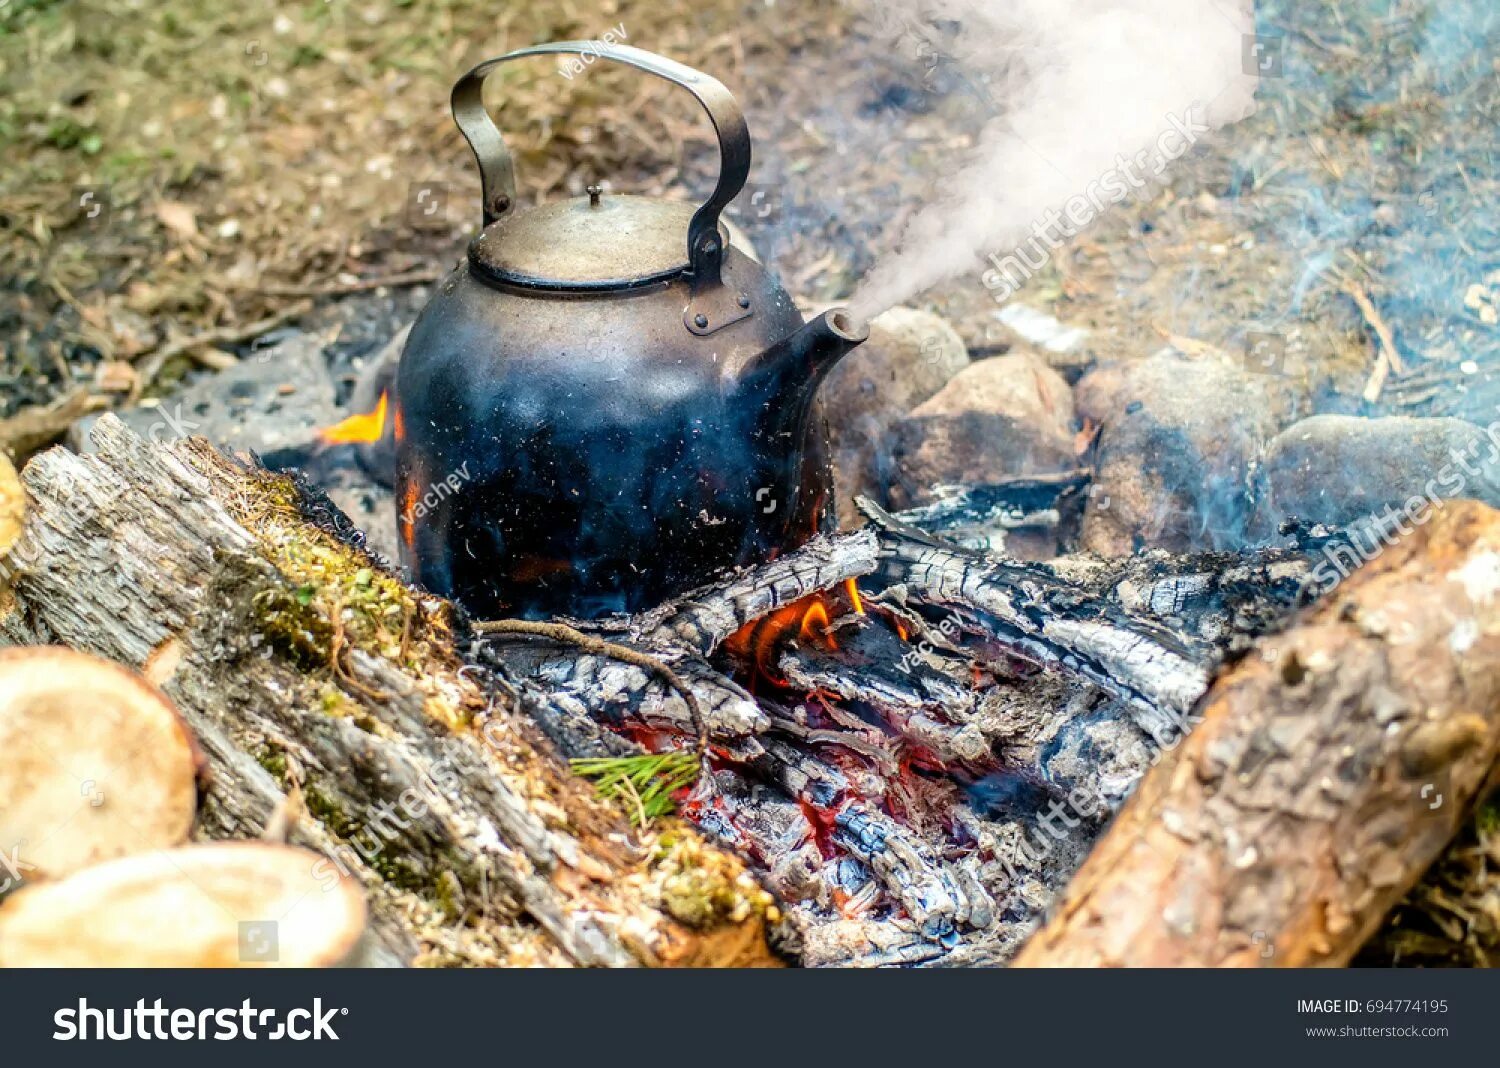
left=433, top=869, right=466, bottom=922
left=649, top=831, right=777, bottom=931
left=254, top=746, right=289, bottom=785
left=248, top=580, right=336, bottom=672
left=303, top=779, right=483, bottom=909
left=303, top=784, right=359, bottom=840
left=224, top=467, right=436, bottom=672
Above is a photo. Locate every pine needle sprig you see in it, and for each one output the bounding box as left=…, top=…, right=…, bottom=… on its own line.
left=570, top=751, right=701, bottom=826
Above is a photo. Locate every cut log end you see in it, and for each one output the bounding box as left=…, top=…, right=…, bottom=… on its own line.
left=0, top=647, right=200, bottom=885
left=0, top=450, right=22, bottom=564
left=0, top=842, right=369, bottom=967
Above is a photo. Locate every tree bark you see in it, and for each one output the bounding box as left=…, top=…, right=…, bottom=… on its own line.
left=0, top=416, right=784, bottom=968
left=1014, top=500, right=1500, bottom=967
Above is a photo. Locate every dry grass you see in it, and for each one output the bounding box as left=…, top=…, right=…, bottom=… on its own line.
left=1358, top=795, right=1500, bottom=967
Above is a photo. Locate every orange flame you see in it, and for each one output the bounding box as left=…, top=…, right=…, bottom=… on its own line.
left=319, top=390, right=388, bottom=446
left=725, top=598, right=808, bottom=682
left=844, top=578, right=865, bottom=616
left=799, top=600, right=833, bottom=647
left=398, top=473, right=419, bottom=557
left=726, top=590, right=855, bottom=687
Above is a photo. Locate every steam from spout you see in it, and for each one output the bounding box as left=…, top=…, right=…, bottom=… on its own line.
left=845, top=0, right=1259, bottom=326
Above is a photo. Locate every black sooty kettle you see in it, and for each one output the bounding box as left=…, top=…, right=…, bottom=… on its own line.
left=394, top=41, right=868, bottom=619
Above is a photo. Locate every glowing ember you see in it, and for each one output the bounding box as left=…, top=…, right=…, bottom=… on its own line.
left=319, top=390, right=388, bottom=446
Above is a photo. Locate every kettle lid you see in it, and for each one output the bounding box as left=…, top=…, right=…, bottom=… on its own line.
left=469, top=193, right=719, bottom=291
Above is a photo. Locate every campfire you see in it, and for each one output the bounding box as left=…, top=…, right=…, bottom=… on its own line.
left=2, top=10, right=1498, bottom=977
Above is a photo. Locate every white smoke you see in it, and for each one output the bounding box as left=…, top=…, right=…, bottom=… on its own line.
left=846, top=0, right=1259, bottom=324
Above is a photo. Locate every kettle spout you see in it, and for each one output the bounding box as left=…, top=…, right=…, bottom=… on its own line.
left=742, top=307, right=870, bottom=396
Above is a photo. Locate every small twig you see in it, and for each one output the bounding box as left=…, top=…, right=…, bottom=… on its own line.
left=328, top=597, right=391, bottom=702
left=130, top=299, right=313, bottom=401
left=0, top=387, right=110, bottom=459
left=474, top=619, right=710, bottom=763
left=1338, top=276, right=1405, bottom=403
left=231, top=268, right=443, bottom=298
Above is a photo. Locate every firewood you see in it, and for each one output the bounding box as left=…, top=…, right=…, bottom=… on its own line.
left=0, top=416, right=783, bottom=968
left=0, top=842, right=368, bottom=967
left=0, top=647, right=199, bottom=883
left=482, top=502, right=1310, bottom=964
left=478, top=530, right=880, bottom=755
left=1014, top=501, right=1500, bottom=967
left=866, top=501, right=1212, bottom=738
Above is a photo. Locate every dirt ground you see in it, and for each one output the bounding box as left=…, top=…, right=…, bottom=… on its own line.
left=2, top=0, right=1497, bottom=962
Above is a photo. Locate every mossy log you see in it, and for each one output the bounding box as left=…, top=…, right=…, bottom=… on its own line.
left=1015, top=501, right=1500, bottom=967
left=0, top=416, right=784, bottom=968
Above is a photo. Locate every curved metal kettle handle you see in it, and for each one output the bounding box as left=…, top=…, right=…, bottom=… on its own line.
left=451, top=41, right=751, bottom=297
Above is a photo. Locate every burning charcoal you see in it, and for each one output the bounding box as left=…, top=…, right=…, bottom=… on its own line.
left=775, top=615, right=991, bottom=764
left=887, top=352, right=1079, bottom=531
left=687, top=771, right=828, bottom=904
left=799, top=918, right=953, bottom=968
left=1077, top=350, right=1295, bottom=555
left=753, top=738, right=976, bottom=942
left=973, top=811, right=1093, bottom=919
left=1038, top=697, right=1156, bottom=806
left=831, top=803, right=966, bottom=942
left=1105, top=551, right=1309, bottom=650
left=888, top=472, right=1086, bottom=557
left=1251, top=414, right=1500, bottom=538
left=637, top=529, right=879, bottom=656
left=521, top=644, right=769, bottom=742
left=870, top=521, right=1210, bottom=739
left=817, top=306, right=970, bottom=528
left=969, top=674, right=1099, bottom=768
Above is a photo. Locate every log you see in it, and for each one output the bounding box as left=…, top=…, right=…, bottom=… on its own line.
left=0, top=647, right=200, bottom=882
left=0, top=842, right=370, bottom=967
left=1356, top=787, right=1500, bottom=966
left=0, top=416, right=783, bottom=968
left=1014, top=500, right=1500, bottom=967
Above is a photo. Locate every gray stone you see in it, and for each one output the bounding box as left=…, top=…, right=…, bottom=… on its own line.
left=1079, top=351, right=1295, bottom=555
left=1253, top=414, right=1500, bottom=535
left=817, top=306, right=970, bottom=527
left=887, top=349, right=1077, bottom=511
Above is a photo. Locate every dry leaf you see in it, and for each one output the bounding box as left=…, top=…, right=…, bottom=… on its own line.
left=155, top=201, right=199, bottom=240
left=93, top=361, right=138, bottom=394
